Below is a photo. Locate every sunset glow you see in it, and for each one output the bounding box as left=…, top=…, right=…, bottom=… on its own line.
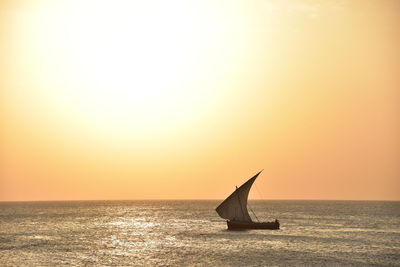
left=1, top=0, right=399, bottom=201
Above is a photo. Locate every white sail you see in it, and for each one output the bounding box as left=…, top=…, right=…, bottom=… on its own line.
left=215, top=171, right=262, bottom=222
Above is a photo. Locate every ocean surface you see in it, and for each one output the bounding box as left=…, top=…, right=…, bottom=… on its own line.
left=0, top=200, right=399, bottom=266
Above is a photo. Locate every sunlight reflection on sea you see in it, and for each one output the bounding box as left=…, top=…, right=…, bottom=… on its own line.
left=0, top=200, right=399, bottom=266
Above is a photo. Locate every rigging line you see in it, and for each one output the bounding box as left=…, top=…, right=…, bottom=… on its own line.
left=255, top=180, right=275, bottom=219
left=247, top=202, right=260, bottom=222
left=253, top=180, right=267, bottom=221
left=255, top=182, right=264, bottom=200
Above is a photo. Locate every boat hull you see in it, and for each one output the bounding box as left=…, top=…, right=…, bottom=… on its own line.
left=227, top=220, right=280, bottom=230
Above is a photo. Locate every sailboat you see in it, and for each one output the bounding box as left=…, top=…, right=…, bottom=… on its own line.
left=215, top=170, right=280, bottom=230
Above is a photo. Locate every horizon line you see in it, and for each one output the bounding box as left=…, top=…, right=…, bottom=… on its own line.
left=1, top=198, right=399, bottom=203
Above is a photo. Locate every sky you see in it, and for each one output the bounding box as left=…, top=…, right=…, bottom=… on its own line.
left=1, top=0, right=399, bottom=201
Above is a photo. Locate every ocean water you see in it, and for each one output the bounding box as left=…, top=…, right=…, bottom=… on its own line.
left=0, top=200, right=399, bottom=266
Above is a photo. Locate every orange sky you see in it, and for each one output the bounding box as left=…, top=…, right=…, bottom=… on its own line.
left=1, top=0, right=399, bottom=201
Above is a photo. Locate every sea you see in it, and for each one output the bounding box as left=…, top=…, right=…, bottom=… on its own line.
left=0, top=200, right=399, bottom=266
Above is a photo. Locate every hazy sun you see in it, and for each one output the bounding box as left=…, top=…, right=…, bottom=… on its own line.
left=18, top=0, right=246, bottom=136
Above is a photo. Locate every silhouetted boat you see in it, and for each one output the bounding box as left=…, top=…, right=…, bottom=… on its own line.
left=216, top=170, right=280, bottom=230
